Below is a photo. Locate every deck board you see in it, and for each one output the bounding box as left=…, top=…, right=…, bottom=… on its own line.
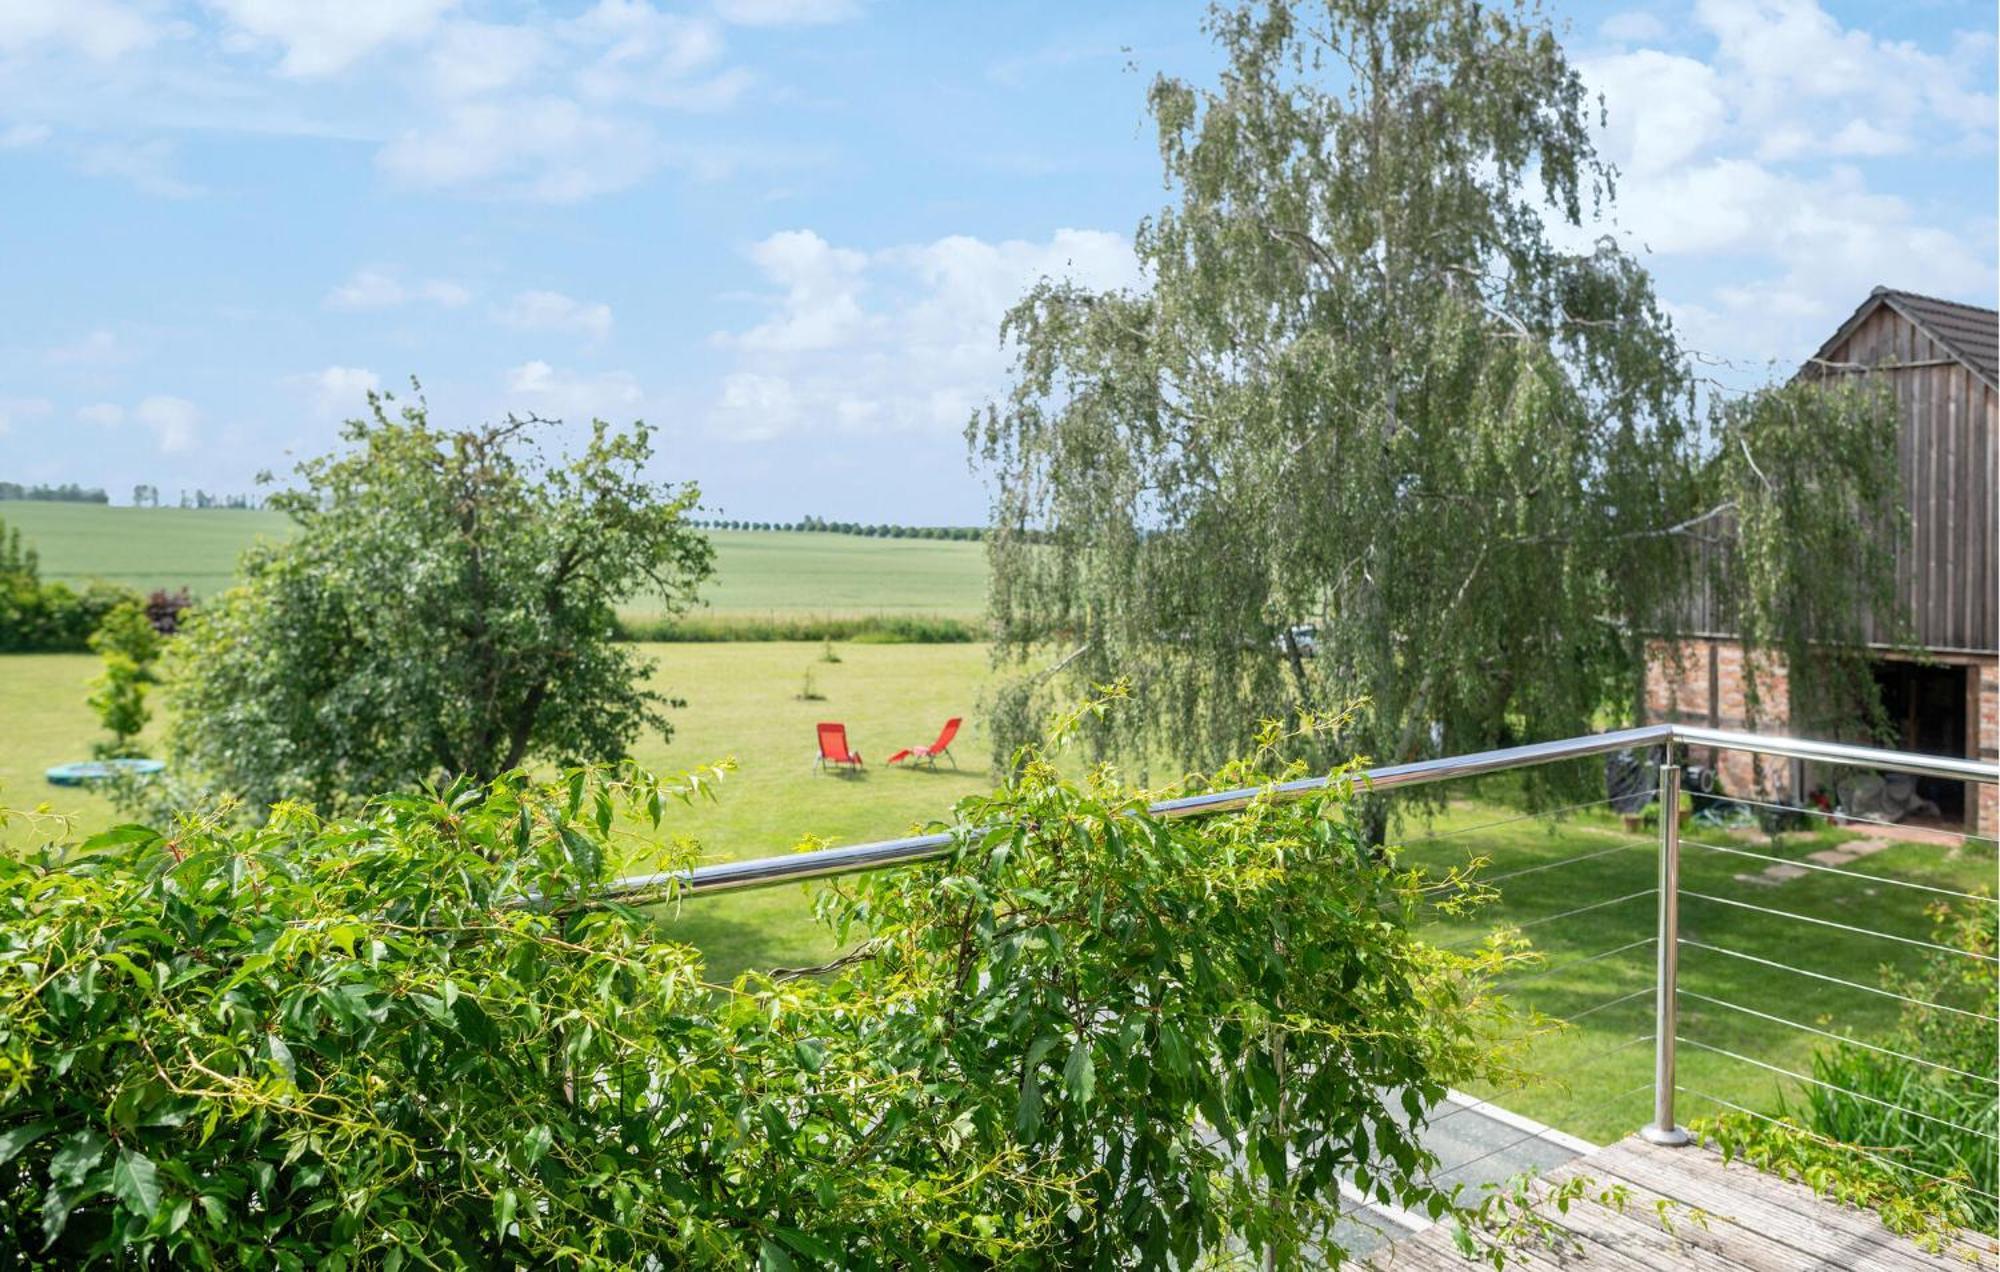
left=1362, top=1134, right=2000, bottom=1270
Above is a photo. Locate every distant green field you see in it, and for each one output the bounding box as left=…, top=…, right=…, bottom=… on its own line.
left=0, top=503, right=989, bottom=620
left=0, top=504, right=292, bottom=596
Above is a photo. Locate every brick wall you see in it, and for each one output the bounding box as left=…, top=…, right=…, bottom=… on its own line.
left=1645, top=641, right=1998, bottom=837
left=1641, top=638, right=1791, bottom=797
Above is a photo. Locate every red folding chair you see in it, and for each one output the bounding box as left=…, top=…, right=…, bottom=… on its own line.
left=886, top=717, right=961, bottom=770
left=815, top=722, right=864, bottom=774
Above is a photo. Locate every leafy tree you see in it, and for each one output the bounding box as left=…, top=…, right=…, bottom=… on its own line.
left=159, top=390, right=713, bottom=814
left=971, top=0, right=1901, bottom=809
left=86, top=601, right=162, bottom=758
left=0, top=705, right=1546, bottom=1267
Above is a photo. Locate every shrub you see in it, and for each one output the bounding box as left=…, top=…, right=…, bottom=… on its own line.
left=0, top=712, right=1532, bottom=1267
left=85, top=602, right=163, bottom=758
left=0, top=517, right=142, bottom=653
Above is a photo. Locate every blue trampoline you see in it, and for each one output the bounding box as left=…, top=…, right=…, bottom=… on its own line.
left=45, top=758, right=164, bottom=787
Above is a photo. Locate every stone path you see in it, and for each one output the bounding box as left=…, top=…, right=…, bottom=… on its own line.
left=1732, top=836, right=1893, bottom=887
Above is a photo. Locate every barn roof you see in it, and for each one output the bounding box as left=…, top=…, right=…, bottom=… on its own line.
left=1809, top=286, right=1999, bottom=389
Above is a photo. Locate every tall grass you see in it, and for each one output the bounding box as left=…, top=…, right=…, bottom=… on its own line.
left=1786, top=1043, right=1998, bottom=1227
left=617, top=612, right=980, bottom=643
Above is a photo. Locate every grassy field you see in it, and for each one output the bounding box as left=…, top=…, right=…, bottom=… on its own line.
left=0, top=504, right=989, bottom=620
left=0, top=641, right=998, bottom=974
left=3, top=637, right=1987, bottom=1149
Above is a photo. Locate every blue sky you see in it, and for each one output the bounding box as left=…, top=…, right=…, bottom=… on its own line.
left=1, top=0, right=1993, bottom=523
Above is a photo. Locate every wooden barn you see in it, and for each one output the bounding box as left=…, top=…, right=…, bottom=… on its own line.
left=1644, top=286, right=1999, bottom=835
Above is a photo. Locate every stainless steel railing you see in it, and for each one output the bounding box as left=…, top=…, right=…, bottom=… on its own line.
left=609, top=722, right=1990, bottom=900
left=617, top=722, right=1996, bottom=1166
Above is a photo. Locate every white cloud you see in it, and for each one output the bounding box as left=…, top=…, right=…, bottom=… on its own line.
left=134, top=395, right=200, bottom=453
left=1583, top=51, right=1726, bottom=176
left=0, top=0, right=152, bottom=61
left=709, top=226, right=1140, bottom=441
left=494, top=291, right=615, bottom=340
left=714, top=0, right=860, bottom=26
left=1697, top=0, right=1994, bottom=157
left=207, top=0, right=460, bottom=77
left=1571, top=0, right=1997, bottom=368
left=378, top=97, right=662, bottom=202
left=377, top=1, right=757, bottom=201
left=0, top=123, right=52, bottom=149
left=504, top=361, right=645, bottom=420
left=426, top=21, right=547, bottom=98
left=570, top=2, right=726, bottom=101
left=298, top=365, right=380, bottom=417
left=76, top=403, right=125, bottom=426
left=325, top=267, right=471, bottom=310
left=723, top=230, right=871, bottom=353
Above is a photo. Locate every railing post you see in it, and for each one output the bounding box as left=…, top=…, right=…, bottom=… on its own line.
left=1643, top=757, right=1690, bottom=1146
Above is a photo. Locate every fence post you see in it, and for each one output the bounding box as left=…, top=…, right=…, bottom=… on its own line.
left=1643, top=757, right=1690, bottom=1146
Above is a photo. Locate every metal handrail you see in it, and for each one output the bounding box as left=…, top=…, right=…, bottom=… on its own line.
left=609, top=722, right=1993, bottom=900
left=613, top=720, right=1996, bottom=1159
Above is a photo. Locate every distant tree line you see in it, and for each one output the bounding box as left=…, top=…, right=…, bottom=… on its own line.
left=688, top=516, right=988, bottom=541
left=0, top=482, right=109, bottom=503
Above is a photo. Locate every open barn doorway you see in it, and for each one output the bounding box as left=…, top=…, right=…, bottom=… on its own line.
left=1871, top=656, right=1972, bottom=827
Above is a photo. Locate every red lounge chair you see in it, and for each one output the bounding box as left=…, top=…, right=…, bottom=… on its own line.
left=815, top=722, right=863, bottom=774
left=887, top=717, right=961, bottom=770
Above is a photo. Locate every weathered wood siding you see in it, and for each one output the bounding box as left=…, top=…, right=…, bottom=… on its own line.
left=1676, top=304, right=1997, bottom=654
left=1835, top=305, right=1997, bottom=653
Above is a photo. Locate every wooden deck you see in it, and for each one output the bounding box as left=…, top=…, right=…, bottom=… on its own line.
left=1367, top=1135, right=2000, bottom=1270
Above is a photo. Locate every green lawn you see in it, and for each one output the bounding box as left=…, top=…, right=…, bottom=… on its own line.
left=0, top=641, right=999, bottom=974
left=1390, top=792, right=1994, bottom=1144
left=1, top=504, right=988, bottom=620
left=3, top=638, right=1986, bottom=1148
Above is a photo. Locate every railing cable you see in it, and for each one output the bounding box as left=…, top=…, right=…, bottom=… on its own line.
left=1681, top=836, right=1997, bottom=905
left=1676, top=1087, right=2000, bottom=1205
left=1705, top=793, right=1997, bottom=845
left=1680, top=890, right=2000, bottom=963
left=1675, top=990, right=1997, bottom=1085
left=1396, top=796, right=1624, bottom=857
left=1422, top=839, right=1649, bottom=899
left=1494, top=937, right=1656, bottom=990
left=1678, top=938, right=2000, bottom=1024
left=1435, top=888, right=1657, bottom=951
left=1675, top=1037, right=1998, bottom=1142
left=1421, top=1033, right=1656, bottom=1135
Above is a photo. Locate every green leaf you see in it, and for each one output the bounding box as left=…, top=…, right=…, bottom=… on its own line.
left=266, top=1033, right=296, bottom=1083
left=521, top=1124, right=553, bottom=1167
left=1063, top=1040, right=1096, bottom=1107
left=493, top=1186, right=517, bottom=1237
left=793, top=1038, right=826, bottom=1074
left=80, top=824, right=159, bottom=852
left=758, top=1238, right=797, bottom=1271
left=49, top=1129, right=106, bottom=1188
left=110, top=1147, right=161, bottom=1219
left=0, top=1121, right=54, bottom=1168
